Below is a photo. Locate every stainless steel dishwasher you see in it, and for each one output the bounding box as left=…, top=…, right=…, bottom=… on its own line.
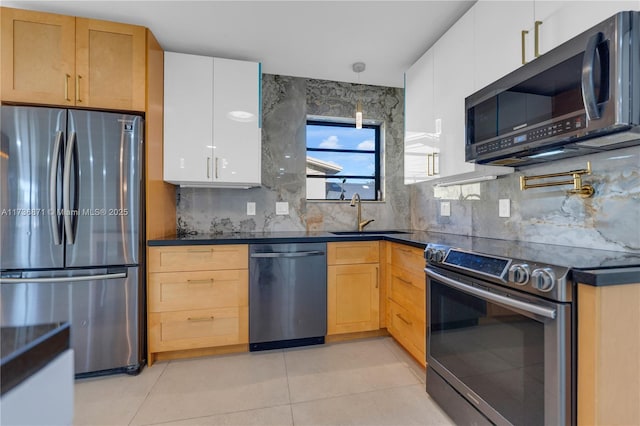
left=249, top=243, right=327, bottom=351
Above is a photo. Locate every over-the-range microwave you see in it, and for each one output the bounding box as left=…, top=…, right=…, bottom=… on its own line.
left=466, top=11, right=640, bottom=167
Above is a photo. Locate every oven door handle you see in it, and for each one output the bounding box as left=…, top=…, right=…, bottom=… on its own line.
left=426, top=269, right=556, bottom=320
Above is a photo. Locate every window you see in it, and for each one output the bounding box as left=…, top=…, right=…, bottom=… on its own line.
left=306, top=120, right=381, bottom=201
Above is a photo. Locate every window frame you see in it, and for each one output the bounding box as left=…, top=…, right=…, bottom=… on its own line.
left=306, top=119, right=381, bottom=201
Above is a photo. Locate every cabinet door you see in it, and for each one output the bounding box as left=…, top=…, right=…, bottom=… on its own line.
left=212, top=58, right=261, bottom=186
left=163, top=52, right=214, bottom=184
left=327, top=264, right=379, bottom=335
left=404, top=49, right=440, bottom=184
left=536, top=1, right=640, bottom=56
left=474, top=0, right=533, bottom=89
left=75, top=18, right=146, bottom=111
left=433, top=8, right=476, bottom=178
left=1, top=7, right=75, bottom=105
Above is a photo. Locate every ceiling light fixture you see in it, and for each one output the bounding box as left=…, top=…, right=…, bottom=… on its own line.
left=352, top=62, right=365, bottom=129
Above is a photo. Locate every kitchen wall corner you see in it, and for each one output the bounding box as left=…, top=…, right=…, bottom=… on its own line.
left=176, top=74, right=409, bottom=234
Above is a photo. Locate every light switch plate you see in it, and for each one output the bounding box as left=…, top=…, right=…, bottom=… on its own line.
left=247, top=202, right=256, bottom=216
left=499, top=199, right=510, bottom=217
left=275, top=202, right=289, bottom=215
left=440, top=201, right=451, bottom=217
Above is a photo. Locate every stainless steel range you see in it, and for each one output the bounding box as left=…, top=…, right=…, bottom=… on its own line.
left=424, top=239, right=575, bottom=426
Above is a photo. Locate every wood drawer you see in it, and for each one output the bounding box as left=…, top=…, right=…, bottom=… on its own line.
left=148, top=245, right=248, bottom=272
left=387, top=299, right=426, bottom=366
left=327, top=241, right=379, bottom=265
left=148, top=306, right=248, bottom=352
left=388, top=264, right=425, bottom=317
left=387, top=243, right=424, bottom=273
left=148, top=270, right=248, bottom=312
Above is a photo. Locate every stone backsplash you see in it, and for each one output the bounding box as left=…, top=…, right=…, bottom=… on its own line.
left=176, top=74, right=409, bottom=234
left=410, top=145, right=640, bottom=253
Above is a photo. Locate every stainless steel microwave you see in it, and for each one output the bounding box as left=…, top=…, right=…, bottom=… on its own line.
left=466, top=11, right=640, bottom=167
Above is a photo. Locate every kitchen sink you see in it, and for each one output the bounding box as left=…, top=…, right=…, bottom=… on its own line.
left=330, top=230, right=412, bottom=235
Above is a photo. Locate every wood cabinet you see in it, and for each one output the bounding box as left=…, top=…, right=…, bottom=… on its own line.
left=147, top=245, right=249, bottom=365
left=577, top=281, right=640, bottom=426
left=163, top=52, right=261, bottom=188
left=1, top=7, right=145, bottom=111
left=385, top=243, right=427, bottom=366
left=327, top=242, right=380, bottom=335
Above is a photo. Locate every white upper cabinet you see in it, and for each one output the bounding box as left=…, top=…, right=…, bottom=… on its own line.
left=404, top=6, right=513, bottom=185
left=164, top=52, right=261, bottom=188
left=534, top=1, right=640, bottom=57
left=404, top=49, right=439, bottom=184
left=474, top=1, right=533, bottom=90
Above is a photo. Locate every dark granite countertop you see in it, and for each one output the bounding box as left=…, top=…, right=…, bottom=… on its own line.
left=1, top=322, right=71, bottom=395
left=148, top=230, right=640, bottom=286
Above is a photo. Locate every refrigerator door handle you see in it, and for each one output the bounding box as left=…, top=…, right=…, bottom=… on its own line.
left=63, top=131, right=78, bottom=244
left=0, top=272, right=127, bottom=284
left=49, top=131, right=64, bottom=245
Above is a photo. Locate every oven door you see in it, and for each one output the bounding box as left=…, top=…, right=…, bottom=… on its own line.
left=426, top=267, right=572, bottom=426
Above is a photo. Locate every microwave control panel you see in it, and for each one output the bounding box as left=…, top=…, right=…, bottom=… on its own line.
left=475, top=114, right=586, bottom=155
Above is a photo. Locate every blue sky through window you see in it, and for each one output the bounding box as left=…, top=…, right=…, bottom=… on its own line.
left=306, top=124, right=376, bottom=176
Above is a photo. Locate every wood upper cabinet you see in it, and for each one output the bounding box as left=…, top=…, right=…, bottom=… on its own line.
left=1, top=7, right=145, bottom=111
left=75, top=18, right=146, bottom=111
left=327, top=241, right=380, bottom=335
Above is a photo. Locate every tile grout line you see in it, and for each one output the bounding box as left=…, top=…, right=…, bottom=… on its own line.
left=290, top=382, right=428, bottom=407
left=127, top=360, right=170, bottom=426
left=282, top=348, right=296, bottom=426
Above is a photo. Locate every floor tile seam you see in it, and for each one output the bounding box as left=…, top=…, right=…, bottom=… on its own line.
left=137, top=403, right=295, bottom=426
left=289, top=382, right=428, bottom=406
left=281, top=347, right=294, bottom=406
left=127, top=361, right=170, bottom=426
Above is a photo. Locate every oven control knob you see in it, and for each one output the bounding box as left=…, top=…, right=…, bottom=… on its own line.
left=531, top=268, right=555, bottom=292
left=425, top=248, right=436, bottom=262
left=434, top=249, right=447, bottom=263
left=508, top=264, right=530, bottom=285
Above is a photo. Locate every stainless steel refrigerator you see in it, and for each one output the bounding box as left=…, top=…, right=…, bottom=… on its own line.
left=0, top=106, right=143, bottom=377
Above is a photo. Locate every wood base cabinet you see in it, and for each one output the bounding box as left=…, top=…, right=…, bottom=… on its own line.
left=147, top=245, right=249, bottom=365
left=327, top=242, right=380, bottom=335
left=578, top=282, right=640, bottom=425
left=386, top=243, right=427, bottom=367
left=1, top=7, right=145, bottom=111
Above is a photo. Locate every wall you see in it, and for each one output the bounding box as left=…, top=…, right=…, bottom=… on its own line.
left=410, top=145, right=640, bottom=253
left=176, top=74, right=408, bottom=234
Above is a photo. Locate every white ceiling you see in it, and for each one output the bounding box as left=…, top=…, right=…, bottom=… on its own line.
left=3, top=1, right=476, bottom=88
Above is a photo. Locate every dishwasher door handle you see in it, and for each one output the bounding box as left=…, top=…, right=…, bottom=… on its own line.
left=250, top=251, right=325, bottom=258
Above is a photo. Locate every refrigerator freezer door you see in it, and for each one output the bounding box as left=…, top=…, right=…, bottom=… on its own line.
left=0, top=267, right=141, bottom=376
left=0, top=106, right=66, bottom=270
left=65, top=110, right=142, bottom=268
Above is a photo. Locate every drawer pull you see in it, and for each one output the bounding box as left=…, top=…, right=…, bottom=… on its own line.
left=396, top=313, right=412, bottom=325
left=187, top=249, right=213, bottom=254
left=187, top=316, right=215, bottom=322
left=187, top=279, right=214, bottom=285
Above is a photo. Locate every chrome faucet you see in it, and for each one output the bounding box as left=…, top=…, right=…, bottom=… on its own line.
left=350, top=193, right=374, bottom=232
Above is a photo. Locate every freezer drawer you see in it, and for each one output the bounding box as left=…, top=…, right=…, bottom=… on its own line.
left=0, top=267, right=141, bottom=376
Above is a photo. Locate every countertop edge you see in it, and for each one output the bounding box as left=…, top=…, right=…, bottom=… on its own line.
left=573, top=268, right=640, bottom=287
left=1, top=323, right=71, bottom=396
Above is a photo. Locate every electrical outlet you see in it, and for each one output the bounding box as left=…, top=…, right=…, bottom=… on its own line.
left=247, top=202, right=256, bottom=216
left=275, top=202, right=289, bottom=215
left=499, top=199, right=510, bottom=217
left=440, top=201, right=451, bottom=217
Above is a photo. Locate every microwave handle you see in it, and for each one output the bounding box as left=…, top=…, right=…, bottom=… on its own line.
left=581, top=31, right=604, bottom=120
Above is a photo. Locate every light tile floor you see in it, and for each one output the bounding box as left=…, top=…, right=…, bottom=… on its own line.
left=74, top=337, right=454, bottom=426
